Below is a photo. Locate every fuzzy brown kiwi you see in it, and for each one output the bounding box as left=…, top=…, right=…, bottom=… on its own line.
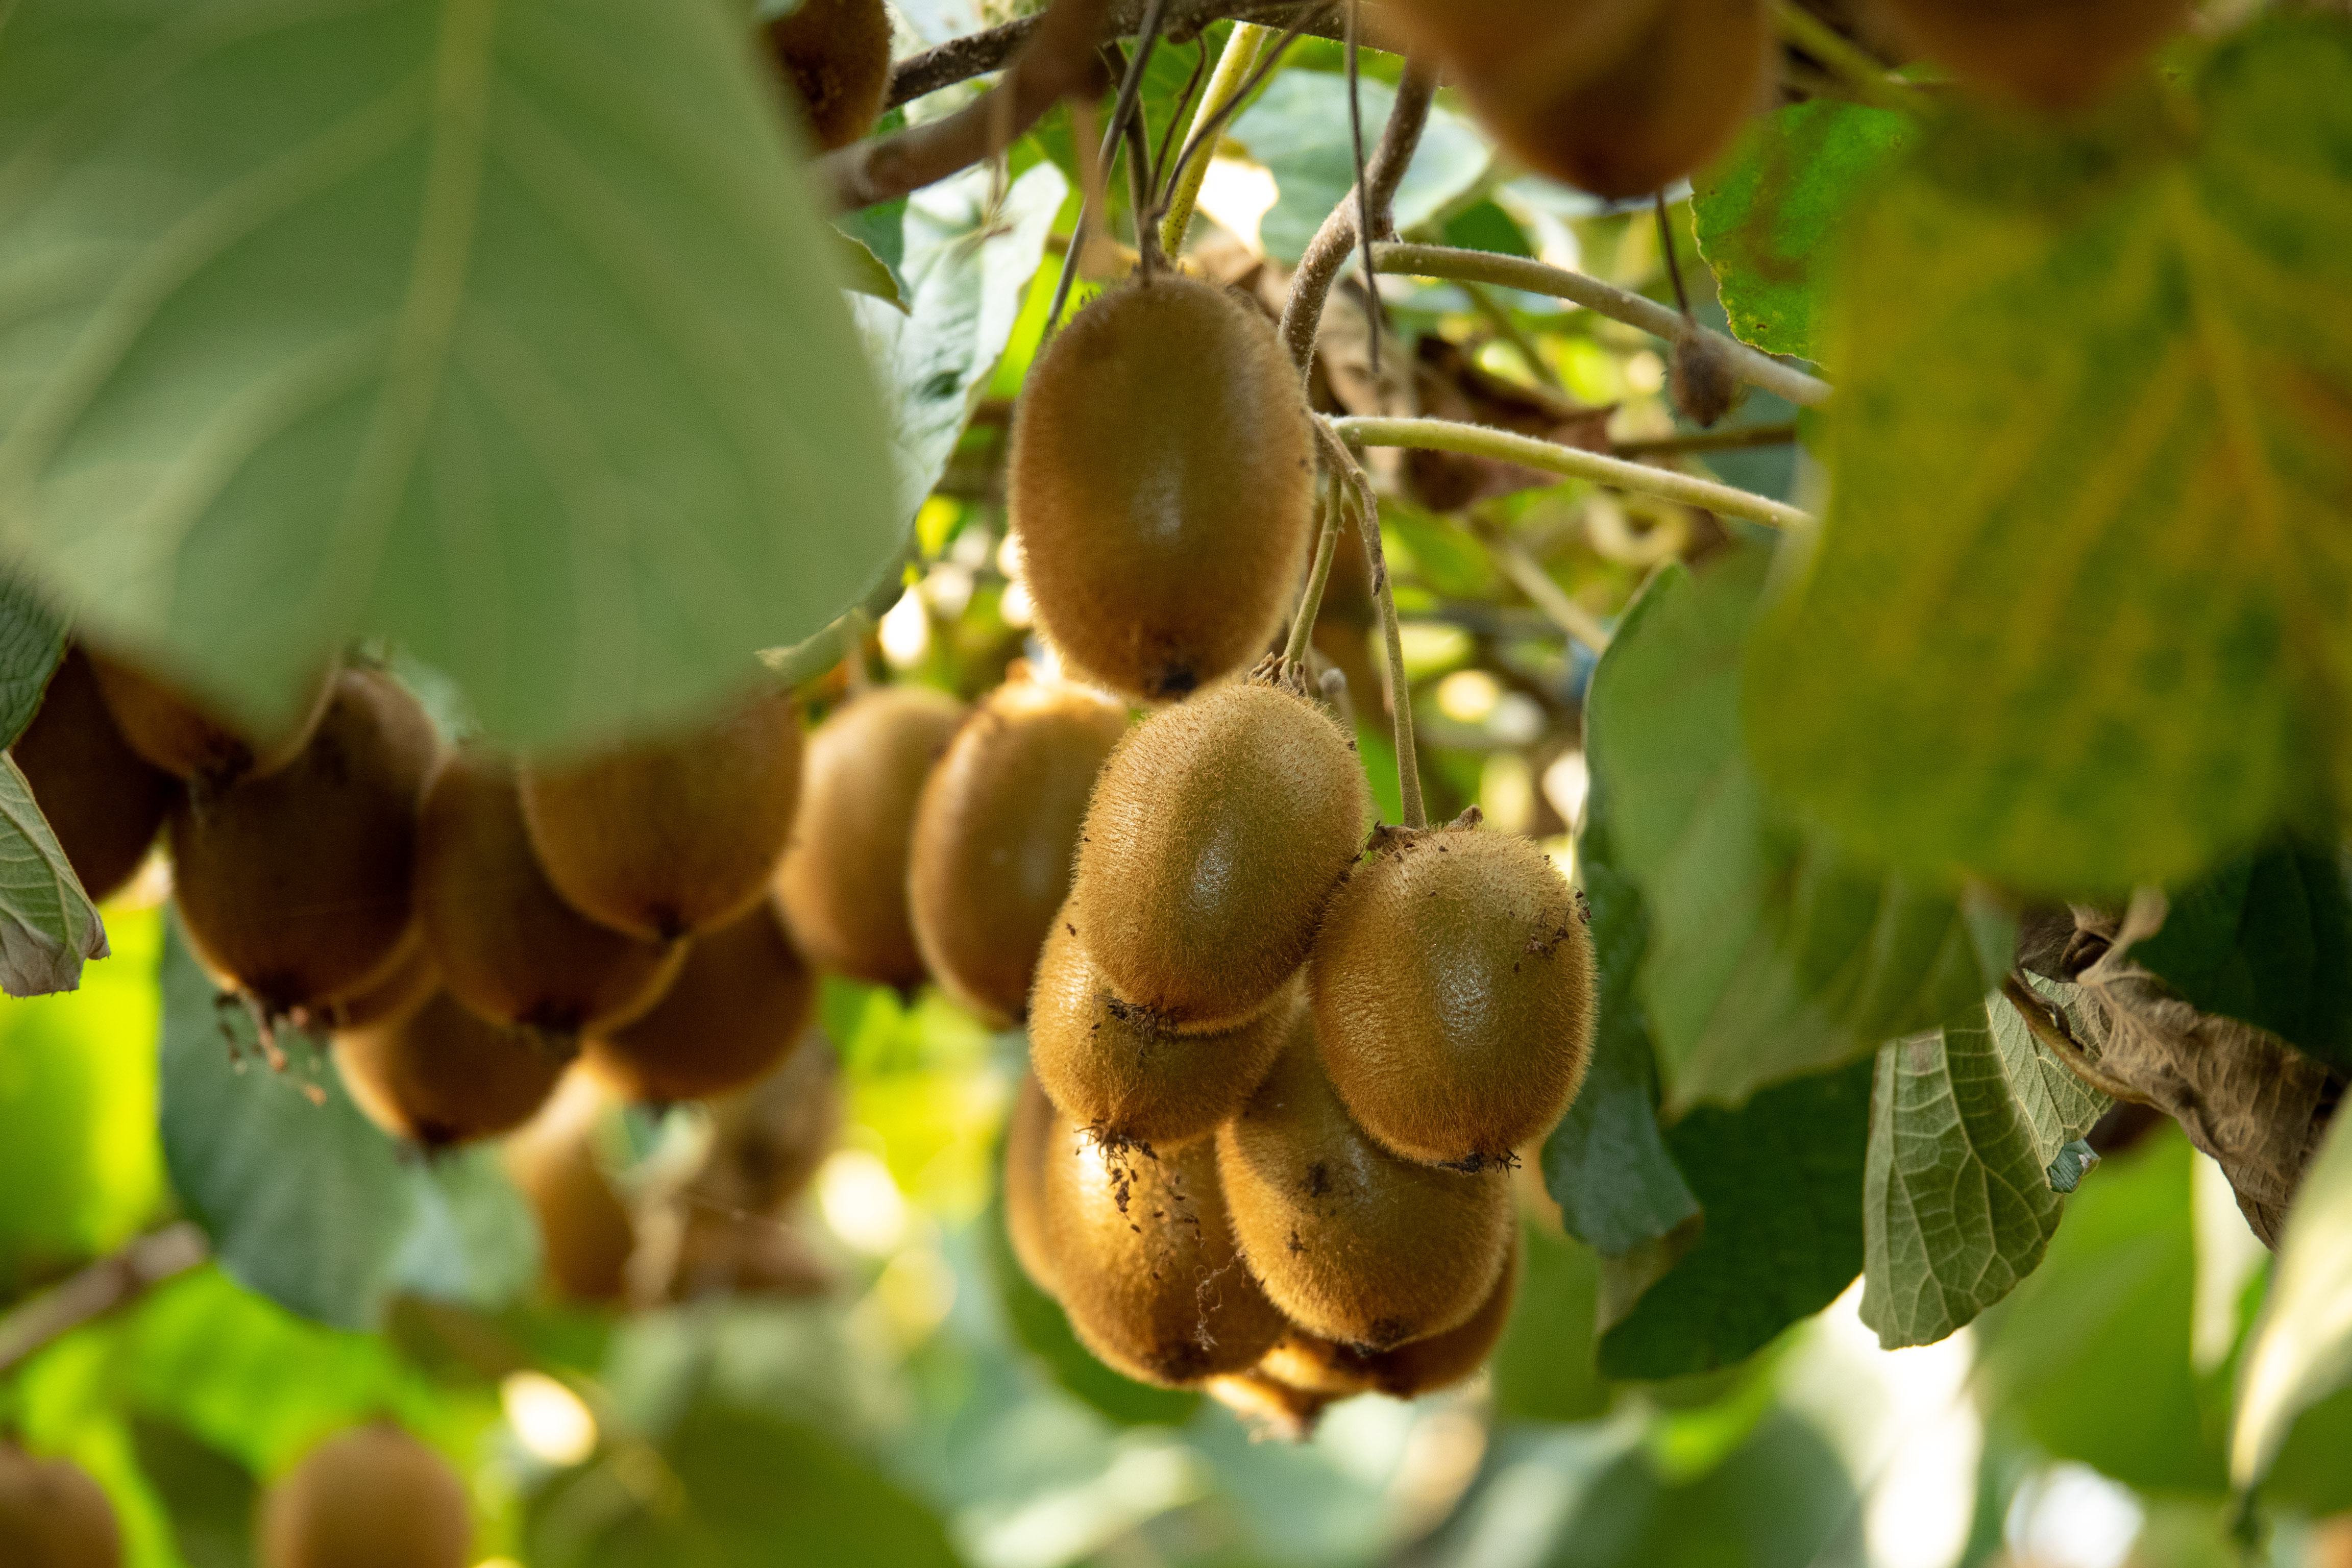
left=908, top=675, right=1129, bottom=1025
left=1003, top=1071, right=1061, bottom=1298
left=776, top=684, right=968, bottom=987
left=1216, top=1030, right=1514, bottom=1351
left=317, top=941, right=439, bottom=1034
left=765, top=0, right=895, bottom=151
left=506, top=1082, right=638, bottom=1304
left=334, top=990, right=571, bottom=1148
left=169, top=668, right=439, bottom=1017
left=587, top=898, right=813, bottom=1102
left=1028, top=899, right=1297, bottom=1150
left=1009, top=276, right=1316, bottom=703
left=260, top=1423, right=471, bottom=1568
left=0, top=1441, right=120, bottom=1568
left=1259, top=1231, right=1521, bottom=1401
left=9, top=647, right=177, bottom=902
left=87, top=650, right=333, bottom=793
left=518, top=688, right=802, bottom=943
left=692, top=1034, right=841, bottom=1216
left=1203, top=1369, right=1333, bottom=1442
left=414, top=749, right=683, bottom=1037
left=1309, top=821, right=1595, bottom=1168
left=1869, top=0, right=2189, bottom=111
left=1070, top=679, right=1367, bottom=1028
left=1038, top=1100, right=1287, bottom=1386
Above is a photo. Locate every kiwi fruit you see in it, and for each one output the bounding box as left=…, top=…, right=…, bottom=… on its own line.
left=260, top=1423, right=471, bottom=1568
left=1216, top=1032, right=1514, bottom=1351
left=1070, top=679, right=1367, bottom=1028
left=519, top=688, right=803, bottom=943
left=765, top=0, right=894, bottom=152
left=1038, top=1099, right=1288, bottom=1386
left=1260, top=1231, right=1522, bottom=1400
left=415, top=749, right=684, bottom=1036
left=587, top=897, right=814, bottom=1103
left=908, top=675, right=1130, bottom=1025
left=9, top=647, right=177, bottom=902
left=0, top=1441, right=120, bottom=1568
left=1028, top=900, right=1298, bottom=1150
left=317, top=941, right=439, bottom=1034
left=87, top=649, right=332, bottom=793
left=691, top=1034, right=842, bottom=1216
left=169, top=668, right=439, bottom=1016
left=1203, top=1369, right=1333, bottom=1442
left=1670, top=328, right=1741, bottom=429
left=1003, top=1071, right=1061, bottom=1297
left=335, top=989, right=571, bottom=1148
left=1009, top=276, right=1316, bottom=703
left=1310, top=822, right=1596, bottom=1168
left=1869, top=0, right=2190, bottom=111
left=507, top=1082, right=638, bottom=1304
left=776, top=685, right=967, bottom=987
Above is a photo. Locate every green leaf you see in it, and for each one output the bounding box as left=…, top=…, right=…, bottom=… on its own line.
left=1231, top=70, right=1489, bottom=264
left=1747, top=17, right=2352, bottom=894
left=1489, top=1222, right=1610, bottom=1425
left=1597, top=1057, right=1873, bottom=1380
left=833, top=228, right=910, bottom=310
left=1691, top=101, right=1916, bottom=362
left=0, top=755, right=106, bottom=997
left=0, top=0, right=900, bottom=751
left=1587, top=545, right=2014, bottom=1111
left=2134, top=842, right=2352, bottom=1074
left=2234, top=1107, right=2352, bottom=1488
left=837, top=197, right=910, bottom=298
left=0, top=574, right=66, bottom=748
left=1859, top=1008, right=2067, bottom=1350
left=130, top=1417, right=258, bottom=1568
left=1988, top=977, right=2113, bottom=1169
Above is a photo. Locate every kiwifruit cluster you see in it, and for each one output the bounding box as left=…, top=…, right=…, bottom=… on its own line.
left=763, top=0, right=895, bottom=152
left=259, top=1423, right=471, bottom=1568
left=0, top=1440, right=119, bottom=1568
left=1866, top=0, right=2190, bottom=111
left=9, top=647, right=176, bottom=903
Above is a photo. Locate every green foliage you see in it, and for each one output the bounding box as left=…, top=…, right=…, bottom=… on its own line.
left=129, top=1417, right=258, bottom=1568
left=1229, top=70, right=1487, bottom=263
left=2233, top=1109, right=2352, bottom=1489
left=0, top=755, right=108, bottom=997
left=1489, top=1223, right=1610, bottom=1426
left=2134, top=842, right=2352, bottom=1074
left=1988, top=978, right=2115, bottom=1169
left=0, top=576, right=65, bottom=748
left=1748, top=16, right=2352, bottom=894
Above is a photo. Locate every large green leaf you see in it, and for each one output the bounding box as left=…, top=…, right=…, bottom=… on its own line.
left=2234, top=1108, right=2352, bottom=1488
left=0, top=0, right=899, bottom=751
left=1987, top=977, right=2113, bottom=1170
left=0, top=754, right=106, bottom=996
left=1231, top=70, right=1489, bottom=264
left=2135, top=842, right=2352, bottom=1074
left=0, top=574, right=65, bottom=747
left=1747, top=17, right=2352, bottom=894
left=1587, top=546, right=2013, bottom=1111
left=1692, top=101, right=1917, bottom=363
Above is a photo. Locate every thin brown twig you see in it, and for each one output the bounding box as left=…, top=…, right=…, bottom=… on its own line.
left=1278, top=62, right=1437, bottom=378
left=0, top=1224, right=209, bottom=1375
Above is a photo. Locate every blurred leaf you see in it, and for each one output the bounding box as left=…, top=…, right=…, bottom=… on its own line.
left=1747, top=18, right=2352, bottom=894
left=1231, top=71, right=1488, bottom=263
left=1692, top=101, right=1916, bottom=362
left=2134, top=842, right=2352, bottom=1074
left=1440, top=199, right=1534, bottom=259
left=0, top=0, right=900, bottom=751
left=1859, top=1009, right=2066, bottom=1350
left=1490, top=1222, right=1610, bottom=1425
left=838, top=197, right=910, bottom=299
left=2233, top=1108, right=2352, bottom=1488
left=1588, top=546, right=2013, bottom=1112
left=0, top=574, right=65, bottom=747
left=130, top=1417, right=257, bottom=1568
left=0, top=755, right=107, bottom=997
left=834, top=229, right=910, bottom=310
left=1598, top=1058, right=1873, bottom=1380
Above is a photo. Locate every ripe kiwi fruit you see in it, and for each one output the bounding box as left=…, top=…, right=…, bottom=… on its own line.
left=334, top=989, right=571, bottom=1148
left=691, top=1034, right=841, bottom=1216
left=908, top=674, right=1130, bottom=1025
left=9, top=647, right=177, bottom=902
left=1071, top=678, right=1367, bottom=1028
left=587, top=897, right=814, bottom=1103
left=776, top=684, right=968, bottom=987
left=1028, top=899, right=1297, bottom=1150
left=1869, top=0, right=2190, bottom=112
left=1003, top=1071, right=1061, bottom=1298
left=519, top=687, right=802, bottom=943
left=1259, top=1231, right=1522, bottom=1400
left=1310, top=821, right=1596, bottom=1168
left=87, top=649, right=332, bottom=793
left=415, top=749, right=683, bottom=1036
left=260, top=1423, right=471, bottom=1568
left=507, top=1080, right=638, bottom=1304
left=1038, top=1099, right=1287, bottom=1386
left=316, top=941, right=439, bottom=1034
left=169, top=668, right=439, bottom=1016
left=0, top=1441, right=120, bottom=1568
left=1009, top=276, right=1316, bottom=703
left=1216, top=1031, right=1514, bottom=1351
left=765, top=0, right=894, bottom=151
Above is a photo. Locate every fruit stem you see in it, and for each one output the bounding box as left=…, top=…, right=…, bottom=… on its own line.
left=1279, top=60, right=1436, bottom=379
left=1282, top=478, right=1347, bottom=672
left=1473, top=518, right=1611, bottom=655
left=1159, top=22, right=1272, bottom=256
left=1769, top=2, right=1923, bottom=115
left=1315, top=418, right=1424, bottom=829
left=1653, top=192, right=1693, bottom=321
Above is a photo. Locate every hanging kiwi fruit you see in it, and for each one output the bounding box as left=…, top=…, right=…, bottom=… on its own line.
left=777, top=683, right=968, bottom=987
left=334, top=989, right=571, bottom=1148
left=169, top=667, right=439, bottom=1018
left=764, top=0, right=895, bottom=152
left=587, top=897, right=814, bottom=1103
left=1009, top=276, right=1316, bottom=703
left=1028, top=903, right=1300, bottom=1151
left=259, top=1423, right=472, bottom=1568
left=1867, top=0, right=2191, bottom=111
left=0, top=1440, right=120, bottom=1568
left=1070, top=679, right=1367, bottom=1029
left=1258, top=1232, right=1522, bottom=1400
left=518, top=687, right=803, bottom=944
left=908, top=673, right=1129, bottom=1025
left=316, top=942, right=439, bottom=1035
left=415, top=749, right=683, bottom=1038
left=87, top=649, right=333, bottom=794
left=507, top=1080, right=639, bottom=1305
left=691, top=1033, right=842, bottom=1218
left=1003, top=1071, right=1062, bottom=1298
left=8, top=647, right=177, bottom=902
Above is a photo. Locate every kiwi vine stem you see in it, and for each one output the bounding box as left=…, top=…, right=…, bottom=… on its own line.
left=0, top=1223, right=208, bottom=1374
left=1476, top=522, right=1612, bottom=655
left=1768, top=2, right=1923, bottom=115
left=1159, top=23, right=1273, bottom=256
left=1282, top=479, right=1347, bottom=671
left=1279, top=63, right=1438, bottom=379
left=1328, top=415, right=1817, bottom=531
left=1315, top=419, right=1426, bottom=830
left=1370, top=243, right=1834, bottom=409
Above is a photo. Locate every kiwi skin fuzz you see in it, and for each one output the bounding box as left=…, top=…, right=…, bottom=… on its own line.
left=10, top=647, right=177, bottom=902
left=0, top=1440, right=121, bottom=1568
left=260, top=1423, right=472, bottom=1568
left=777, top=685, right=968, bottom=988
left=766, top=0, right=894, bottom=151
left=168, top=668, right=440, bottom=1017
left=1009, top=277, right=1315, bottom=703
left=909, top=675, right=1129, bottom=1026
left=1217, top=1031, right=1514, bottom=1352
left=587, top=897, right=814, bottom=1104
left=1039, top=1099, right=1288, bottom=1387
left=87, top=649, right=331, bottom=792
left=335, top=989, right=572, bottom=1149
left=506, top=1082, right=638, bottom=1305
left=1310, top=822, right=1595, bottom=1169
left=1260, top=1230, right=1521, bottom=1400
left=1071, top=679, right=1367, bottom=1030
left=1028, top=899, right=1297, bottom=1151
left=1870, top=0, right=2190, bottom=111
left=519, top=689, right=802, bottom=944
left=1003, top=1072, right=1061, bottom=1298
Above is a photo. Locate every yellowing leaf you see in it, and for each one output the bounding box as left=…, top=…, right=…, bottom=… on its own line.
left=2234, top=1108, right=2352, bottom=1488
